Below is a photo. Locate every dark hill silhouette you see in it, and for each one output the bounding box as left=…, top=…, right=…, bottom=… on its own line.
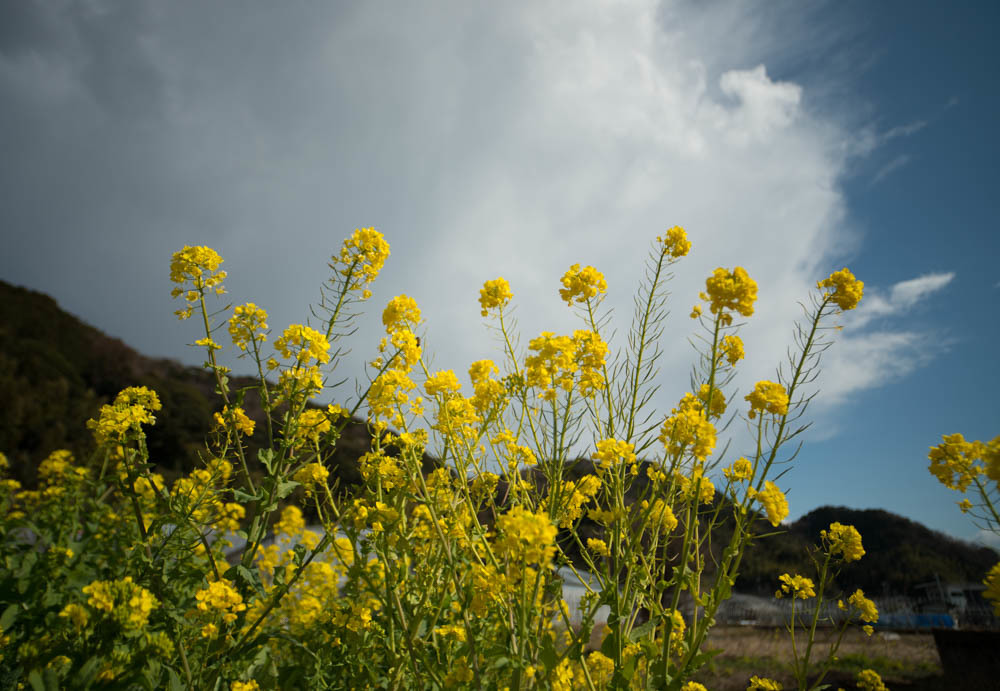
left=0, top=279, right=376, bottom=489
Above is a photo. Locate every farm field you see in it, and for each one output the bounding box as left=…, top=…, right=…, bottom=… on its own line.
left=689, top=626, right=944, bottom=690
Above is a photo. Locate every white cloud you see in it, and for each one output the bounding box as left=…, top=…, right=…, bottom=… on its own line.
left=0, top=0, right=947, bottom=446
left=973, top=530, right=1000, bottom=552
left=871, top=154, right=912, bottom=185
left=844, top=272, right=954, bottom=329
left=883, top=120, right=927, bottom=141
left=810, top=272, right=955, bottom=406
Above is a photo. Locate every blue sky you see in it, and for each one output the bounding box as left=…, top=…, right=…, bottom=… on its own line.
left=0, top=1, right=996, bottom=546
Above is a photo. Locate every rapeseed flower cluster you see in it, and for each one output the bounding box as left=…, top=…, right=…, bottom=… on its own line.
left=335, top=227, right=390, bottom=298
left=982, top=563, right=1000, bottom=616
left=214, top=405, right=255, bottom=437
left=844, top=589, right=879, bottom=635
left=720, top=333, right=744, bottom=366
left=274, top=324, right=331, bottom=365
left=468, top=359, right=505, bottom=413
left=927, top=432, right=998, bottom=492
left=559, top=264, right=607, bottom=305
left=775, top=573, right=815, bottom=600
left=195, top=579, right=247, bottom=624
left=701, top=266, right=758, bottom=325
left=479, top=277, right=513, bottom=316
left=750, top=481, right=789, bottom=527
left=87, top=386, right=162, bottom=446
left=292, top=462, right=329, bottom=494
left=723, top=457, right=753, bottom=483
left=82, top=577, right=158, bottom=631
left=382, top=294, right=422, bottom=334
left=856, top=669, right=888, bottom=691
left=592, top=437, right=636, bottom=471
left=745, top=380, right=789, bottom=419
left=822, top=522, right=865, bottom=562
left=169, top=245, right=226, bottom=319
left=424, top=369, right=461, bottom=397
left=524, top=329, right=608, bottom=401
left=657, top=225, right=691, bottom=258
left=228, top=302, right=269, bottom=352
left=659, top=392, right=717, bottom=462
left=496, top=506, right=558, bottom=565
left=818, top=267, right=864, bottom=311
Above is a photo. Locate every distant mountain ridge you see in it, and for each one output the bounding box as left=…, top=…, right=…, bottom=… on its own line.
left=1, top=278, right=995, bottom=596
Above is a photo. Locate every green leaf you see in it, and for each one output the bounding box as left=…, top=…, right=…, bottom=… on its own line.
left=27, top=670, right=44, bottom=691
left=629, top=619, right=656, bottom=642
left=232, top=489, right=261, bottom=503
left=0, top=603, right=18, bottom=629
left=233, top=565, right=266, bottom=598
left=275, top=480, right=300, bottom=500
left=538, top=633, right=558, bottom=670
left=167, top=667, right=183, bottom=691
left=257, top=449, right=275, bottom=474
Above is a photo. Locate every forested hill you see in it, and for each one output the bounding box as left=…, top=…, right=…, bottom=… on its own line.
left=736, top=505, right=998, bottom=596
left=0, top=278, right=376, bottom=489
left=1, top=279, right=995, bottom=596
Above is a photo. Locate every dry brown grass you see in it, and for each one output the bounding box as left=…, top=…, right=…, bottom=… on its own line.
left=689, top=626, right=944, bottom=690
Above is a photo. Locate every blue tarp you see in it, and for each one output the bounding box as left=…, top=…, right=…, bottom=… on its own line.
left=877, top=613, right=955, bottom=629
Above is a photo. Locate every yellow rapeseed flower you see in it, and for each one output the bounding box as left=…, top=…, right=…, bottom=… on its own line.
left=496, top=506, right=557, bottom=565
left=587, top=538, right=610, bottom=557
left=559, top=263, right=607, bottom=306
left=228, top=303, right=269, bottom=352
left=479, top=277, right=513, bottom=316
left=697, top=383, right=727, bottom=418
left=821, top=522, right=865, bottom=562
left=424, top=370, right=461, bottom=397
left=701, top=266, right=758, bottom=324
left=855, top=669, right=887, bottom=691
left=592, top=438, right=636, bottom=471
left=982, top=562, right=1000, bottom=616
left=647, top=498, right=679, bottom=534
left=274, top=324, right=331, bottom=365
left=720, top=334, right=745, bottom=366
left=659, top=393, right=717, bottom=461
left=745, top=380, right=789, bottom=419
left=818, top=267, right=864, bottom=311
left=195, top=579, right=247, bottom=624
left=680, top=683, right=707, bottom=691
left=748, top=676, right=783, bottom=691
left=657, top=225, right=691, bottom=258
left=724, top=457, right=753, bottom=482
left=752, top=481, right=788, bottom=526
left=82, top=577, right=158, bottom=631
left=58, top=603, right=89, bottom=631
left=382, top=294, right=422, bottom=334
left=469, top=359, right=505, bottom=413
left=847, top=589, right=878, bottom=632
left=87, top=386, right=162, bottom=446
left=169, top=245, right=226, bottom=319
left=292, top=463, right=329, bottom=494
left=775, top=573, right=815, bottom=600
left=335, top=227, right=390, bottom=297
left=928, top=433, right=982, bottom=492
left=214, top=405, right=255, bottom=437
